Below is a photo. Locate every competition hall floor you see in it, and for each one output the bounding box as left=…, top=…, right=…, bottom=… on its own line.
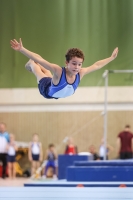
left=0, top=178, right=133, bottom=200
left=0, top=187, right=133, bottom=200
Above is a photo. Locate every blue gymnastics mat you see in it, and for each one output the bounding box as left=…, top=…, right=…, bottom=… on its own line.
left=0, top=187, right=133, bottom=200
left=67, top=160, right=133, bottom=182
left=74, top=160, right=133, bottom=166
left=24, top=179, right=133, bottom=187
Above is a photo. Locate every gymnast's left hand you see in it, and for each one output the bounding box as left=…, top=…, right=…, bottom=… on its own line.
left=111, top=47, right=119, bottom=60
left=10, top=38, right=23, bottom=51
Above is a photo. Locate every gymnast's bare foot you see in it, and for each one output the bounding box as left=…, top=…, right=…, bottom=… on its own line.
left=25, top=59, right=33, bottom=72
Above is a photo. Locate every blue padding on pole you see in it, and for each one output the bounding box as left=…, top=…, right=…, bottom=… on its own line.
left=74, top=160, right=133, bottom=166
left=67, top=166, right=133, bottom=182
left=58, top=155, right=90, bottom=180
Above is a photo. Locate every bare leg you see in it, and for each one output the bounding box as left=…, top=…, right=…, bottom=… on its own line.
left=36, top=161, right=41, bottom=177
left=8, top=162, right=12, bottom=179
left=55, top=167, right=58, bottom=176
left=31, top=161, right=36, bottom=176
left=43, top=166, right=46, bottom=176
left=37, top=63, right=52, bottom=78
left=13, top=162, right=16, bottom=179
left=25, top=60, right=53, bottom=83
left=30, top=53, right=52, bottom=77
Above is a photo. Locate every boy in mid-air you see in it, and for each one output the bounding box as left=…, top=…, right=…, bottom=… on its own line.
left=10, top=39, right=118, bottom=99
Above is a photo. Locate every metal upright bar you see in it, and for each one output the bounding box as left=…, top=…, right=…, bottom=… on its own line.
left=103, top=70, right=108, bottom=160
left=108, top=70, right=133, bottom=73
left=102, top=69, right=133, bottom=160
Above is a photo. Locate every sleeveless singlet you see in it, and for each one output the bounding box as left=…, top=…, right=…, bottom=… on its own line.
left=99, top=145, right=108, bottom=157
left=48, top=67, right=80, bottom=98
left=31, top=143, right=40, bottom=155
left=8, top=145, right=16, bottom=156
left=47, top=152, right=56, bottom=161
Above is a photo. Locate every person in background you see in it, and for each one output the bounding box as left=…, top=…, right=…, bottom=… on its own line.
left=6, top=134, right=18, bottom=179
left=99, top=138, right=113, bottom=160
left=43, top=144, right=58, bottom=179
left=0, top=122, right=10, bottom=142
left=0, top=122, right=10, bottom=179
left=64, top=137, right=78, bottom=155
left=28, top=134, right=43, bottom=177
left=117, top=125, right=133, bottom=159
left=89, top=145, right=100, bottom=160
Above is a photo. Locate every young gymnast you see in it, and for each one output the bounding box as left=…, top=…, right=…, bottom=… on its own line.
left=28, top=134, right=43, bottom=177
left=43, top=144, right=58, bottom=179
left=6, top=134, right=18, bottom=179
left=99, top=138, right=114, bottom=160
left=10, top=38, right=118, bottom=99
left=64, top=137, right=78, bottom=155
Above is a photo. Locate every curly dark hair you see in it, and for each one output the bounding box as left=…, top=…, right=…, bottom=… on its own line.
left=125, top=125, right=130, bottom=128
left=49, top=144, right=54, bottom=148
left=65, top=48, right=85, bottom=62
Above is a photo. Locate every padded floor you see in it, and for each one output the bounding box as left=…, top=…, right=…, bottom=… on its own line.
left=24, top=180, right=133, bottom=187
left=0, top=187, right=133, bottom=200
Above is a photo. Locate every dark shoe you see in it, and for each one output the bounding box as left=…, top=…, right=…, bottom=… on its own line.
left=2, top=175, right=6, bottom=179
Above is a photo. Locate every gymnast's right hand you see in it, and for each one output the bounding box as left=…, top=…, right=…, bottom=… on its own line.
left=10, top=38, right=23, bottom=51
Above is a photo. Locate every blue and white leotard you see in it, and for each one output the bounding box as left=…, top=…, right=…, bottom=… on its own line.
left=38, top=67, right=80, bottom=99
left=48, top=67, right=80, bottom=98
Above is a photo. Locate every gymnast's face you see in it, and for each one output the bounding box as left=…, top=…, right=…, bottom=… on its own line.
left=66, top=57, right=83, bottom=75
left=10, top=134, right=15, bottom=142
left=0, top=123, right=6, bottom=133
left=50, top=146, right=54, bottom=152
left=33, top=134, right=39, bottom=142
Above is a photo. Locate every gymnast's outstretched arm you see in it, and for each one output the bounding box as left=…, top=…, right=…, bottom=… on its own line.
left=80, top=47, right=118, bottom=78
left=10, top=38, right=61, bottom=76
